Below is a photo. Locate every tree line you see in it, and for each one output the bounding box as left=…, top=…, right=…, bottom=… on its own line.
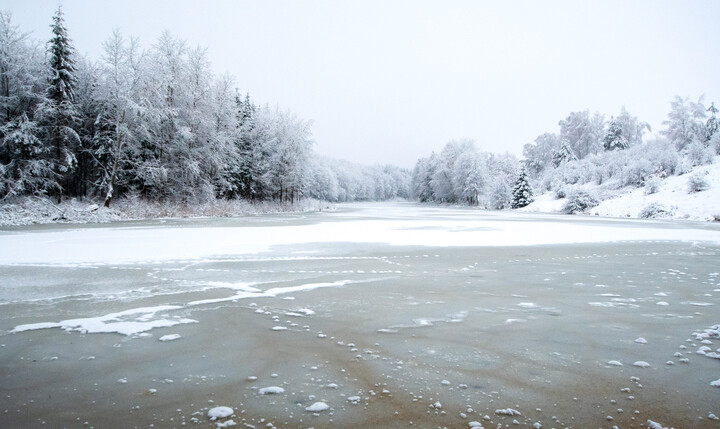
left=0, top=8, right=410, bottom=207
left=411, top=96, right=719, bottom=209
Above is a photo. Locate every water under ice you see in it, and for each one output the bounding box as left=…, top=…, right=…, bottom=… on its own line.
left=1, top=203, right=719, bottom=428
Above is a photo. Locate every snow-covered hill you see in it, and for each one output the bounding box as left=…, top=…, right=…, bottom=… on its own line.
left=522, top=159, right=720, bottom=221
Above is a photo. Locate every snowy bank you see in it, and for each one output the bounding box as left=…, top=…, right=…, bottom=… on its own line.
left=0, top=196, right=331, bottom=226
left=521, top=160, right=720, bottom=222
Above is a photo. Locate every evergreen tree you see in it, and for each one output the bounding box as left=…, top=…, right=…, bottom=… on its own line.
left=707, top=102, right=719, bottom=141
left=511, top=166, right=533, bottom=209
left=36, top=6, right=80, bottom=202
left=0, top=112, right=57, bottom=197
left=603, top=116, right=630, bottom=151
left=551, top=141, right=576, bottom=167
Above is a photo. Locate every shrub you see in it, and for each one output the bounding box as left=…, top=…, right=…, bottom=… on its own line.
left=687, top=173, right=710, bottom=193
left=638, top=202, right=674, bottom=219
left=644, top=175, right=662, bottom=195
left=562, top=191, right=599, bottom=214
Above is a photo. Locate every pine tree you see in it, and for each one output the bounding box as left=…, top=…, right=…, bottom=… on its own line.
left=551, top=142, right=576, bottom=167
left=36, top=6, right=80, bottom=202
left=603, top=116, right=630, bottom=151
left=511, top=166, right=533, bottom=209
left=707, top=102, right=719, bottom=141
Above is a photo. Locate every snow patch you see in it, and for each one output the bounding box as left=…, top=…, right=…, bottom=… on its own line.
left=159, top=334, right=181, bottom=342
left=258, top=386, right=285, bottom=395
left=305, top=402, right=329, bottom=412
left=207, top=406, right=234, bottom=420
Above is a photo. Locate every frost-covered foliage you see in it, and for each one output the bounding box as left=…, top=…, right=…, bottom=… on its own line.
left=0, top=11, right=406, bottom=206
left=687, top=173, right=710, bottom=193
left=305, top=158, right=410, bottom=202
left=558, top=110, right=605, bottom=159
left=561, top=190, right=599, bottom=214
left=661, top=96, right=709, bottom=151
left=644, top=175, right=662, bottom=195
left=410, top=140, right=517, bottom=208
left=520, top=99, right=720, bottom=207
left=540, top=138, right=681, bottom=193
left=638, top=202, right=674, bottom=219
left=412, top=97, right=716, bottom=213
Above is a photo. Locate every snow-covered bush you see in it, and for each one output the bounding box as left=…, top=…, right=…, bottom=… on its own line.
left=687, top=173, right=710, bottom=193
left=638, top=202, right=674, bottom=219
left=562, top=190, right=599, bottom=214
left=711, top=133, right=720, bottom=155
left=644, top=175, right=662, bottom=195
left=686, top=140, right=715, bottom=166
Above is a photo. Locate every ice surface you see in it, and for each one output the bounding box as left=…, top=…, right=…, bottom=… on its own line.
left=1, top=203, right=719, bottom=428
left=2, top=203, right=720, bottom=266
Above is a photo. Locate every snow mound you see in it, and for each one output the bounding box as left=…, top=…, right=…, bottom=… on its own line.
left=159, top=334, right=181, bottom=342
left=495, top=408, right=521, bottom=416
left=258, top=386, right=285, bottom=395
left=207, top=406, right=233, bottom=419
left=305, top=402, right=329, bottom=412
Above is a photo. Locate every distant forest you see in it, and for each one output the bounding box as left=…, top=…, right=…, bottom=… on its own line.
left=410, top=98, right=719, bottom=210
left=0, top=8, right=410, bottom=207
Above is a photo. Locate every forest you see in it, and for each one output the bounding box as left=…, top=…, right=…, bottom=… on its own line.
left=0, top=8, right=410, bottom=208
left=410, top=98, right=720, bottom=211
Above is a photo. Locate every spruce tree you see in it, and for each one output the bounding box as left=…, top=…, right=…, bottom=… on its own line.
left=511, top=166, right=533, bottom=209
left=707, top=102, right=719, bottom=141
left=37, top=6, right=80, bottom=202
left=551, top=142, right=576, bottom=167
left=603, top=116, right=630, bottom=151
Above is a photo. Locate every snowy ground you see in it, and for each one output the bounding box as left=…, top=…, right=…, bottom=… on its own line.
left=522, top=160, right=720, bottom=222
left=0, top=196, right=331, bottom=227
left=1, top=203, right=719, bottom=428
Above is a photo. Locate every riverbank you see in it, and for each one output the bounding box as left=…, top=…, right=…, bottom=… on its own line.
left=0, top=196, right=332, bottom=227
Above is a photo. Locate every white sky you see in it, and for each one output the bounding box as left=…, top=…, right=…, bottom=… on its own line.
left=3, top=0, right=720, bottom=168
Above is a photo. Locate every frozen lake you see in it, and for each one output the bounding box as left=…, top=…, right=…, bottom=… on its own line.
left=1, top=203, right=719, bottom=428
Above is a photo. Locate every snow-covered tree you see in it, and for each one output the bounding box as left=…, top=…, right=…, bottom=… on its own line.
left=431, top=140, right=472, bottom=203
left=552, top=141, right=577, bottom=167
left=0, top=112, right=57, bottom=197
left=0, top=12, right=44, bottom=124
left=453, top=148, right=484, bottom=205
left=707, top=102, right=719, bottom=141
left=485, top=152, right=518, bottom=210
left=558, top=110, right=605, bottom=159
left=411, top=154, right=437, bottom=202
left=0, top=12, right=50, bottom=198
left=87, top=30, right=148, bottom=206
left=511, top=166, right=533, bottom=209
left=603, top=116, right=629, bottom=151
left=523, top=132, right=560, bottom=176
left=661, top=96, right=707, bottom=151
left=615, top=107, right=650, bottom=147
left=35, top=6, right=80, bottom=202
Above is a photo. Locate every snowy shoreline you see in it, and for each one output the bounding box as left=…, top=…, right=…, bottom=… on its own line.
left=520, top=160, right=720, bottom=222
left=0, top=196, right=333, bottom=227
left=2, top=158, right=720, bottom=228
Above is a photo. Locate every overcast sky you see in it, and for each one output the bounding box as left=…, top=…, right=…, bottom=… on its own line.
left=4, top=0, right=720, bottom=168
